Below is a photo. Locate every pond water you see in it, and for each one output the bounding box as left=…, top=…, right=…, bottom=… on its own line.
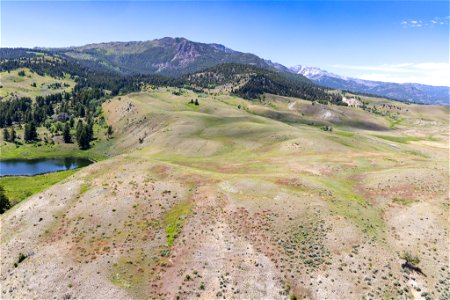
left=0, top=157, right=93, bottom=176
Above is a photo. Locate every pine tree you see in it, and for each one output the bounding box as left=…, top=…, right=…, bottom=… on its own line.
left=78, top=126, right=90, bottom=150
left=24, top=124, right=30, bottom=141
left=0, top=185, right=11, bottom=214
left=23, top=123, right=35, bottom=142
left=3, top=128, right=10, bottom=142
left=63, top=122, right=71, bottom=143
left=69, top=116, right=74, bottom=128
left=86, top=120, right=94, bottom=141
left=25, top=122, right=38, bottom=141
left=76, top=120, right=84, bottom=142
left=107, top=125, right=113, bottom=138
left=10, top=128, right=16, bottom=142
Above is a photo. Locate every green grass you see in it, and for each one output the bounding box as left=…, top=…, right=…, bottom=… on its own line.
left=0, top=169, right=77, bottom=205
left=392, top=197, right=417, bottom=206
left=79, top=182, right=91, bottom=194
left=0, top=68, right=74, bottom=100
left=373, top=134, right=423, bottom=144
left=164, top=200, right=192, bottom=247
left=314, top=176, right=384, bottom=238
left=334, top=130, right=354, bottom=138
left=0, top=140, right=108, bottom=161
left=388, top=117, right=403, bottom=129
left=26, top=51, right=45, bottom=57
left=318, top=177, right=366, bottom=205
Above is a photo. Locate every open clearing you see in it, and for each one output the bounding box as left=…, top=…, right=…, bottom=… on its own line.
left=0, top=68, right=74, bottom=100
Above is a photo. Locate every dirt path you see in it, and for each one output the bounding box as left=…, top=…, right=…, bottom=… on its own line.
left=288, top=101, right=297, bottom=110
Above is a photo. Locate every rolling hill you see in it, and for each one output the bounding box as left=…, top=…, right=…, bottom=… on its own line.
left=1, top=86, right=449, bottom=299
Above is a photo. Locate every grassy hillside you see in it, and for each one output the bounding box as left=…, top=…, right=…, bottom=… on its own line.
left=0, top=169, right=78, bottom=205
left=1, top=87, right=448, bottom=299
left=0, top=68, right=74, bottom=100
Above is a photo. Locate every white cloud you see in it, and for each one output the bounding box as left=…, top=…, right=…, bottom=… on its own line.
left=330, top=63, right=450, bottom=86
left=401, top=16, right=449, bottom=28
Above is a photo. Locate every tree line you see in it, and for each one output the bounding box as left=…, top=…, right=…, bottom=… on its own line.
left=1, top=56, right=350, bottom=150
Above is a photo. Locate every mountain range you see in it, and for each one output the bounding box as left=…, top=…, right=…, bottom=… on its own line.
left=290, top=65, right=449, bottom=105
left=2, top=37, right=448, bottom=105
left=49, top=37, right=292, bottom=77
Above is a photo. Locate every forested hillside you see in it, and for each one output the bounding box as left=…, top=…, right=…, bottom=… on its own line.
left=45, top=37, right=294, bottom=76
left=182, top=63, right=345, bottom=104
left=0, top=54, right=347, bottom=142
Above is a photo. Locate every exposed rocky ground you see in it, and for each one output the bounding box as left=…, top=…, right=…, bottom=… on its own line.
left=1, top=88, right=449, bottom=299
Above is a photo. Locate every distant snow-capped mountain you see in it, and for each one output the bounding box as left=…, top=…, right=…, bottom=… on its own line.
left=289, top=65, right=344, bottom=80
left=290, top=65, right=449, bottom=105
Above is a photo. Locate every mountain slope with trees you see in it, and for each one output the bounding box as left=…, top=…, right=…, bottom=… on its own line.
left=182, top=63, right=344, bottom=104
left=49, top=37, right=295, bottom=77
left=2, top=38, right=447, bottom=105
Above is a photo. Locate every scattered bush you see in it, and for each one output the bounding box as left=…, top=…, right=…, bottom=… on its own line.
left=14, top=252, right=28, bottom=267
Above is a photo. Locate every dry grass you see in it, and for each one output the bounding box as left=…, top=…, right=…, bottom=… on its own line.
left=1, top=88, right=448, bottom=299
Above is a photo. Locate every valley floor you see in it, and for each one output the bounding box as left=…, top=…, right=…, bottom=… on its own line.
left=1, top=89, right=449, bottom=299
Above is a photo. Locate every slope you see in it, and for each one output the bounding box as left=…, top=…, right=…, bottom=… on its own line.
left=1, top=87, right=448, bottom=300
left=51, top=37, right=293, bottom=77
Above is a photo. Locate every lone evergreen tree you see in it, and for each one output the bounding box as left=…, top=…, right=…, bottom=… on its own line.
left=29, top=122, right=37, bottom=140
left=24, top=124, right=29, bottom=141
left=24, top=122, right=37, bottom=142
left=10, top=127, right=16, bottom=142
left=107, top=125, right=113, bottom=138
left=63, top=122, right=71, bottom=143
left=3, top=128, right=10, bottom=142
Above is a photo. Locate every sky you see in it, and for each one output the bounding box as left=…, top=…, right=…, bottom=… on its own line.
left=1, top=1, right=449, bottom=86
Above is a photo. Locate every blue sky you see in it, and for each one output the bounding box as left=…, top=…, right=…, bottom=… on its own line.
left=1, top=1, right=449, bottom=86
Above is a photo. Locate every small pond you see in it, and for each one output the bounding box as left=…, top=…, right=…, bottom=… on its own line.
left=0, top=157, right=93, bottom=176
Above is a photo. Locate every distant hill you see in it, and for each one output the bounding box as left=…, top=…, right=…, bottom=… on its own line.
left=0, top=52, right=343, bottom=105
left=291, top=65, right=449, bottom=105
left=1, top=38, right=448, bottom=105
left=47, top=37, right=293, bottom=77
left=182, top=63, right=344, bottom=104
